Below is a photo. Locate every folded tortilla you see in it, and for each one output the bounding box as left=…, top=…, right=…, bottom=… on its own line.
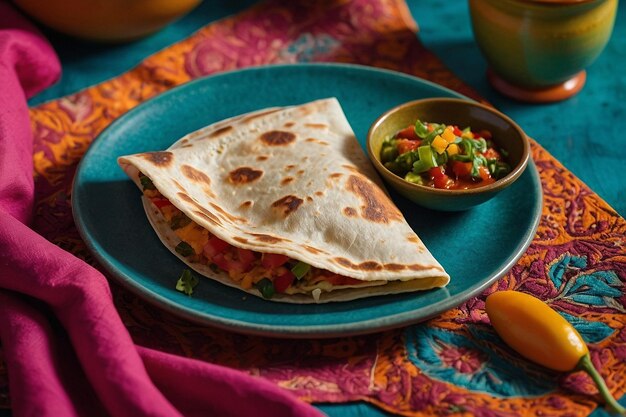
left=118, top=98, right=449, bottom=303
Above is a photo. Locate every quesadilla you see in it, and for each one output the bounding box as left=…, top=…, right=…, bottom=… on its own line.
left=118, top=98, right=449, bottom=303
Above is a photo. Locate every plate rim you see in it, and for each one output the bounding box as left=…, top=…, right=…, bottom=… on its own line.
left=72, top=62, right=543, bottom=338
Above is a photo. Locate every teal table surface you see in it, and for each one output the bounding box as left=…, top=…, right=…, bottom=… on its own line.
left=22, top=1, right=626, bottom=416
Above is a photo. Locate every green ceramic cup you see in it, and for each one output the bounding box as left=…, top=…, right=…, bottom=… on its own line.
left=468, top=0, right=618, bottom=102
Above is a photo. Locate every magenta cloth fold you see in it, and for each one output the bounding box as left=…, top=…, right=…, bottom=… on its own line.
left=0, top=3, right=323, bottom=417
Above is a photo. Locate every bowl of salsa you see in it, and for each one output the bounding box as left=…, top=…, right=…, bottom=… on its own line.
left=367, top=98, right=530, bottom=211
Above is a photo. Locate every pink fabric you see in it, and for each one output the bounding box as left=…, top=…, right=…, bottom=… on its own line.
left=0, top=3, right=322, bottom=417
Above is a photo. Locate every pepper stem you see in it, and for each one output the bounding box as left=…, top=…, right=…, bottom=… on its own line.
left=577, top=353, right=626, bottom=415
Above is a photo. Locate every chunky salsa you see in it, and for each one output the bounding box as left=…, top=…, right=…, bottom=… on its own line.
left=379, top=120, right=511, bottom=190
left=140, top=174, right=368, bottom=300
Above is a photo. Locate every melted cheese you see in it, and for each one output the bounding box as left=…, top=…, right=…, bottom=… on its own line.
left=160, top=205, right=178, bottom=222
left=174, top=223, right=208, bottom=254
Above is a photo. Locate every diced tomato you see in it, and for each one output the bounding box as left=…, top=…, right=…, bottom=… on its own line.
left=482, top=148, right=501, bottom=160
left=151, top=198, right=172, bottom=208
left=236, top=247, right=257, bottom=272
left=396, top=139, right=420, bottom=155
left=323, top=273, right=363, bottom=286
left=212, top=253, right=234, bottom=271
left=452, top=126, right=463, bottom=136
left=478, top=166, right=493, bottom=182
left=429, top=167, right=453, bottom=188
left=428, top=166, right=446, bottom=178
left=451, top=161, right=472, bottom=179
left=211, top=253, right=227, bottom=269
left=261, top=253, right=290, bottom=269
left=212, top=253, right=247, bottom=274
left=396, top=125, right=419, bottom=141
left=274, top=271, right=295, bottom=293
left=433, top=173, right=453, bottom=189
left=203, top=236, right=230, bottom=259
left=236, top=247, right=256, bottom=263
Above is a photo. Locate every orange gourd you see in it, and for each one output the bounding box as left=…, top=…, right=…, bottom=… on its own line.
left=14, top=0, right=201, bottom=42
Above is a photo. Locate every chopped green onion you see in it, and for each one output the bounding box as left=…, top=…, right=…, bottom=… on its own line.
left=380, top=143, right=399, bottom=163
left=255, top=278, right=275, bottom=299
left=291, top=261, right=311, bottom=279
left=424, top=126, right=443, bottom=143
left=404, top=172, right=424, bottom=184
left=384, top=161, right=403, bottom=175
left=175, top=269, right=199, bottom=296
left=491, top=161, right=511, bottom=179
left=418, top=145, right=437, bottom=164
left=450, top=154, right=472, bottom=162
left=461, top=138, right=474, bottom=155
left=471, top=154, right=488, bottom=178
left=140, top=175, right=156, bottom=191
left=414, top=120, right=430, bottom=138
left=170, top=213, right=192, bottom=230
left=474, top=138, right=488, bottom=153
left=175, top=241, right=194, bottom=257
left=412, top=145, right=438, bottom=173
left=395, top=150, right=419, bottom=172
left=435, top=150, right=448, bottom=167
left=450, top=138, right=475, bottom=162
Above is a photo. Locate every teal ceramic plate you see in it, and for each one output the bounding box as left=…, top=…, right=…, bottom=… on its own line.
left=73, top=63, right=542, bottom=338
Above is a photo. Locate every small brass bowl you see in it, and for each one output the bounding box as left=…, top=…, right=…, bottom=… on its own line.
left=367, top=98, right=530, bottom=211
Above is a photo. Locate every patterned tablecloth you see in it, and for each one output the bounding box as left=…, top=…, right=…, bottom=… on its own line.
left=2, top=0, right=625, bottom=415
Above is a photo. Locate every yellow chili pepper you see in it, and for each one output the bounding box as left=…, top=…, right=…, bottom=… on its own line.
left=486, top=291, right=626, bottom=415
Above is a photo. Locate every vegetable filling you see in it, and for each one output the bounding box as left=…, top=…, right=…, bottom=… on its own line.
left=140, top=174, right=369, bottom=299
